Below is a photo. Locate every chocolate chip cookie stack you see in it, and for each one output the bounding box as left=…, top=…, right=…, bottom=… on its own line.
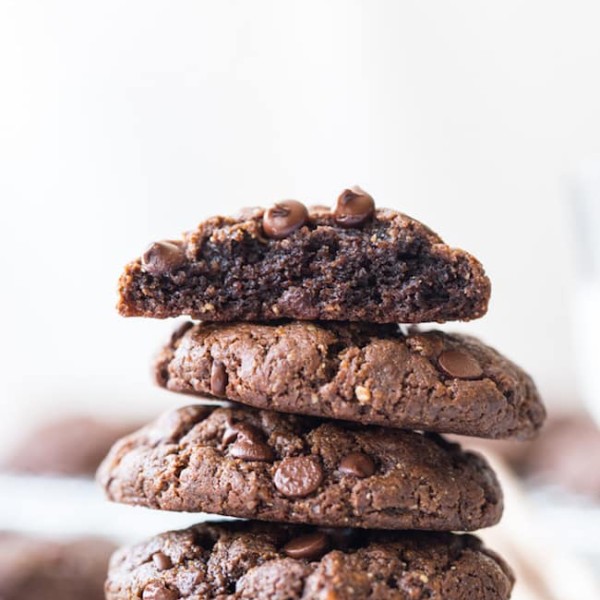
left=98, top=188, right=546, bottom=599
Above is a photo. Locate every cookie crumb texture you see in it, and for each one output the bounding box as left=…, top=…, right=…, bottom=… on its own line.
left=105, top=521, right=514, bottom=600
left=118, top=207, right=491, bottom=324
left=97, top=405, right=503, bottom=531
left=156, top=322, right=545, bottom=440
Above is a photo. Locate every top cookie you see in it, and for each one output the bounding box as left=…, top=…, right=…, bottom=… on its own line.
left=118, top=188, right=490, bottom=324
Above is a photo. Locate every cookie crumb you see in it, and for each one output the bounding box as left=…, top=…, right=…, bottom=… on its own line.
left=355, top=386, right=371, bottom=403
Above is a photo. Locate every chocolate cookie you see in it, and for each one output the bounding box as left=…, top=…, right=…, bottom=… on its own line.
left=118, top=189, right=490, bottom=324
left=2, top=416, right=142, bottom=477
left=98, top=405, right=503, bottom=531
left=517, top=414, right=600, bottom=499
left=105, top=521, right=514, bottom=600
left=156, top=321, right=545, bottom=440
left=0, top=532, right=115, bottom=600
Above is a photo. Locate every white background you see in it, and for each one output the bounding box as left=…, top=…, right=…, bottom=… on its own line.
left=1, top=0, right=599, bottom=449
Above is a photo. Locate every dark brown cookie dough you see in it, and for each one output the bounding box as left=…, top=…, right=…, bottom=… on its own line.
left=105, top=521, right=514, bottom=600
left=2, top=416, right=142, bottom=477
left=118, top=193, right=491, bottom=324
left=0, top=532, right=115, bottom=600
left=156, top=321, right=545, bottom=440
left=97, top=405, right=503, bottom=531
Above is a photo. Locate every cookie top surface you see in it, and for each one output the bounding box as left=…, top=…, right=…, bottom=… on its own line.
left=118, top=190, right=490, bottom=324
left=0, top=532, right=115, bottom=600
left=97, top=405, right=503, bottom=531
left=105, top=521, right=514, bottom=600
left=156, top=321, right=545, bottom=440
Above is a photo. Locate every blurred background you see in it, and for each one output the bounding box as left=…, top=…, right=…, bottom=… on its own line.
left=0, top=1, right=599, bottom=599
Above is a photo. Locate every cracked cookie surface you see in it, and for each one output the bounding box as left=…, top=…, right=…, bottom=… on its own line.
left=156, top=321, right=545, bottom=440
left=97, top=405, right=503, bottom=531
left=117, top=204, right=490, bottom=324
left=105, top=521, right=514, bottom=600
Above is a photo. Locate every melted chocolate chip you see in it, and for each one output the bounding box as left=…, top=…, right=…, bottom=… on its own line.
left=142, top=240, right=186, bottom=275
left=222, top=421, right=263, bottom=446
left=263, top=200, right=308, bottom=239
left=210, top=361, right=228, bottom=397
left=339, top=452, right=376, bottom=478
left=152, top=552, right=173, bottom=571
left=333, top=186, right=375, bottom=227
left=273, top=456, right=324, bottom=498
left=142, top=582, right=179, bottom=600
left=438, top=349, right=483, bottom=379
left=230, top=437, right=274, bottom=462
left=283, top=532, right=329, bottom=560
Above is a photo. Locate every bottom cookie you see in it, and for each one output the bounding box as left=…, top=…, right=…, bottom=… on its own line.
left=106, top=521, right=514, bottom=600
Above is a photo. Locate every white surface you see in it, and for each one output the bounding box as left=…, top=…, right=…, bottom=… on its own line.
left=2, top=1, right=600, bottom=448
left=0, top=473, right=209, bottom=544
left=572, top=282, right=600, bottom=426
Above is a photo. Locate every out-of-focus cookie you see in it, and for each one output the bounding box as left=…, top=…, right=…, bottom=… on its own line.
left=2, top=416, right=141, bottom=477
left=0, top=532, right=115, bottom=600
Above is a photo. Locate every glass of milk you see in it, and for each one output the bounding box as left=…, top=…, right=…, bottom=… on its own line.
left=569, top=159, right=600, bottom=426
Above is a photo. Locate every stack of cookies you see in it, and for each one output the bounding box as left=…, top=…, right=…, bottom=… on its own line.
left=98, top=187, right=546, bottom=599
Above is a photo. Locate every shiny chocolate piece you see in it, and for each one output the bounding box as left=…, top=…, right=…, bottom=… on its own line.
left=273, top=456, right=324, bottom=498
left=230, top=437, right=274, bottom=462
left=141, top=240, right=185, bottom=275
left=333, top=186, right=375, bottom=227
left=222, top=421, right=263, bottom=446
left=151, top=552, right=172, bottom=571
left=263, top=200, right=308, bottom=239
left=438, top=349, right=483, bottom=379
left=141, top=582, right=178, bottom=600
left=283, top=532, right=329, bottom=560
left=210, top=361, right=228, bottom=397
left=339, top=452, right=376, bottom=478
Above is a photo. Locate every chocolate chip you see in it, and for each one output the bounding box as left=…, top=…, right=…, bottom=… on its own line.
left=142, top=582, right=179, bottom=600
left=274, top=456, right=324, bottom=498
left=339, top=452, right=376, bottom=478
left=333, top=186, right=375, bottom=227
left=230, top=437, right=274, bottom=462
left=263, top=200, right=308, bottom=239
left=142, top=240, right=186, bottom=275
left=438, top=349, right=483, bottom=379
left=210, top=361, right=228, bottom=397
left=222, top=421, right=263, bottom=445
left=152, top=551, right=173, bottom=570
left=283, top=531, right=329, bottom=560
